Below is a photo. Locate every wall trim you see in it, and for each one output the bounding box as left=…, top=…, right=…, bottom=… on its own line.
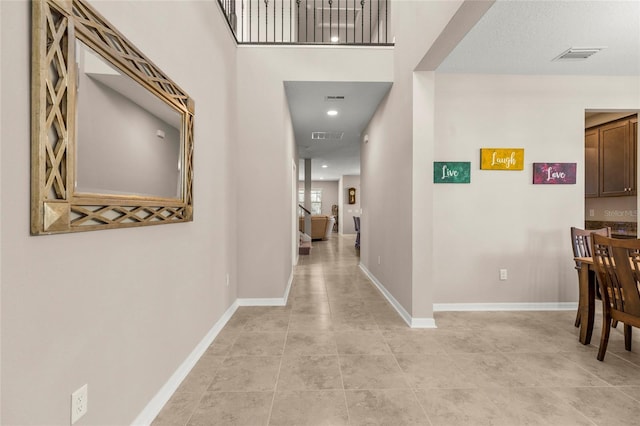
left=131, top=300, right=239, bottom=425
left=359, top=263, right=436, bottom=329
left=237, top=271, right=293, bottom=307
left=433, top=302, right=578, bottom=312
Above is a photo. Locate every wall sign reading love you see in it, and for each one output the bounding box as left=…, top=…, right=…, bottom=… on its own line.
left=533, top=163, right=577, bottom=184
left=480, top=148, right=525, bottom=170
left=433, top=162, right=471, bottom=184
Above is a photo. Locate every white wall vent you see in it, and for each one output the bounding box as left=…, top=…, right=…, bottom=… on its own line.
left=553, top=47, right=606, bottom=61
left=312, top=131, right=344, bottom=140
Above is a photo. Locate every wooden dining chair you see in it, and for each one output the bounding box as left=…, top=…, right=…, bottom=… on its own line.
left=571, top=227, right=611, bottom=327
left=591, top=234, right=640, bottom=361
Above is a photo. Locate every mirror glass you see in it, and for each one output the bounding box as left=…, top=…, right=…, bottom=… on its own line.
left=74, top=40, right=183, bottom=199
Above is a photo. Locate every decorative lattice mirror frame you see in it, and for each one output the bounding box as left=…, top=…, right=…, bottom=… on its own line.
left=31, top=0, right=194, bottom=235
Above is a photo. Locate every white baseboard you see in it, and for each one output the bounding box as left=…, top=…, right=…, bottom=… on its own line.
left=284, top=270, right=293, bottom=303
left=236, top=298, right=287, bottom=306
left=359, top=264, right=436, bottom=329
left=433, top=302, right=578, bottom=312
left=131, top=300, right=239, bottom=426
left=236, top=271, right=294, bottom=307
left=410, top=317, right=438, bottom=328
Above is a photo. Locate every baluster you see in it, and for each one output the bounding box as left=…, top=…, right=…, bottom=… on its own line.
left=361, top=0, right=364, bottom=43
left=353, top=0, right=355, bottom=43
left=337, top=0, right=340, bottom=43
left=257, top=0, right=259, bottom=42
left=385, top=0, right=387, bottom=43
left=264, top=0, right=268, bottom=42
left=320, top=1, right=324, bottom=43
left=297, top=0, right=301, bottom=42
left=329, top=0, right=332, bottom=42
left=313, top=0, right=316, bottom=42
left=377, top=0, right=379, bottom=43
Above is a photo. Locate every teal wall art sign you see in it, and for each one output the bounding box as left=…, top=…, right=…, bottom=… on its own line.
left=433, top=162, right=471, bottom=184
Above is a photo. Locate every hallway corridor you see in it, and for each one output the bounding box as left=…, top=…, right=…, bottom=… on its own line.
left=153, top=235, right=640, bottom=426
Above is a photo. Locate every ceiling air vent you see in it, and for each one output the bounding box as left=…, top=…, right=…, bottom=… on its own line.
left=325, top=96, right=345, bottom=101
left=312, top=131, right=344, bottom=140
left=553, top=47, right=606, bottom=61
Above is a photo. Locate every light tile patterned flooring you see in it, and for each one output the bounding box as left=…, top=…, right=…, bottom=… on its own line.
left=153, top=234, right=640, bottom=426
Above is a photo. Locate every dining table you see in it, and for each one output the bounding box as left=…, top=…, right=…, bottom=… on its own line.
left=574, top=256, right=597, bottom=345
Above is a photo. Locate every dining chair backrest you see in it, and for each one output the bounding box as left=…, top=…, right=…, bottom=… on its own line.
left=571, top=227, right=611, bottom=259
left=571, top=227, right=612, bottom=328
left=592, top=234, right=640, bottom=317
left=590, top=234, right=640, bottom=360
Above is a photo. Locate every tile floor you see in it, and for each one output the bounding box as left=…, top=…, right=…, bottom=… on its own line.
left=153, top=234, right=640, bottom=426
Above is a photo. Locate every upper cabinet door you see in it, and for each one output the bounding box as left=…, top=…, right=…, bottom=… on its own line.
left=585, top=128, right=599, bottom=198
left=599, top=119, right=632, bottom=197
left=631, top=117, right=638, bottom=196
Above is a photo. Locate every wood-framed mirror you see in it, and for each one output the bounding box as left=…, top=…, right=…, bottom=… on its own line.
left=31, top=0, right=195, bottom=235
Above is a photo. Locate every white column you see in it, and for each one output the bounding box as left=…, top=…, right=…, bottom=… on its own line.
left=304, top=158, right=312, bottom=235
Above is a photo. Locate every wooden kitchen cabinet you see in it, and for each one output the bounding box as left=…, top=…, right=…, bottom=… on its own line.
left=585, top=128, right=599, bottom=197
left=585, top=115, right=637, bottom=197
left=632, top=116, right=637, bottom=195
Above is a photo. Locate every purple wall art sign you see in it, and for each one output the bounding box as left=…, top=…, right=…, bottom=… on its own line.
left=533, top=163, right=577, bottom=184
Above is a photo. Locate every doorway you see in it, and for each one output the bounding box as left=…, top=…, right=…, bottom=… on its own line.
left=584, top=110, right=639, bottom=238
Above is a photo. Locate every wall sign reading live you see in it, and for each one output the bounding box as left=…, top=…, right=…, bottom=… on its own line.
left=433, top=162, right=471, bottom=183
left=480, top=148, right=525, bottom=170
left=533, top=163, right=577, bottom=184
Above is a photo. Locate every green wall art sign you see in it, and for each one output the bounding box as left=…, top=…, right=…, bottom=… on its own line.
left=433, top=162, right=471, bottom=184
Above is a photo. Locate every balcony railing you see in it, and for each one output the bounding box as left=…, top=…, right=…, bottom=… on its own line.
left=218, top=0, right=392, bottom=45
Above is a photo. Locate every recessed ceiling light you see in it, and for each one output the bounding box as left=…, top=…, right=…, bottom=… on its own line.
left=319, top=177, right=324, bottom=180
left=322, top=164, right=328, bottom=168
left=331, top=36, right=339, bottom=43
left=327, top=110, right=338, bottom=116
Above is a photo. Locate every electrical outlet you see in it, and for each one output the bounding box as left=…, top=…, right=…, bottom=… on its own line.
left=589, top=209, right=595, bottom=217
left=377, top=256, right=381, bottom=265
left=225, top=273, right=230, bottom=287
left=71, top=384, right=88, bottom=424
left=499, top=269, right=508, bottom=281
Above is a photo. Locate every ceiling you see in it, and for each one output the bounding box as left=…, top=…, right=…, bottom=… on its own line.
left=437, top=0, right=640, bottom=75
left=287, top=0, right=640, bottom=181
left=285, top=81, right=392, bottom=181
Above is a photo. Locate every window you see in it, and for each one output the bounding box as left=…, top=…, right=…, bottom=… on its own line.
left=298, top=189, right=322, bottom=215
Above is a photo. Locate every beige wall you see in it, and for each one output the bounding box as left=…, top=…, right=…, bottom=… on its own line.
left=431, top=74, right=640, bottom=304
left=361, top=1, right=463, bottom=317
left=235, top=46, right=393, bottom=299
left=1, top=1, right=238, bottom=424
